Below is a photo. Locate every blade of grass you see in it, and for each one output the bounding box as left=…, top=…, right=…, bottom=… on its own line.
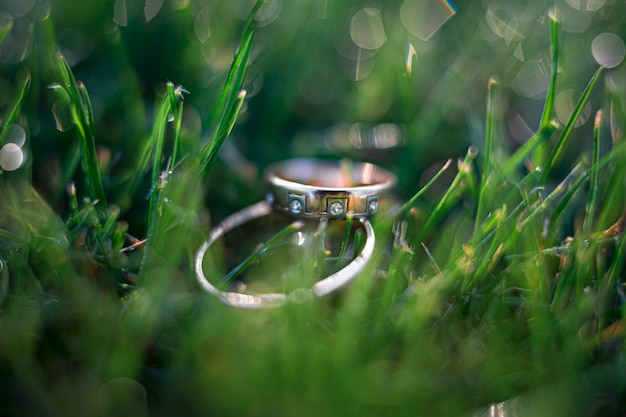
left=539, top=13, right=560, bottom=129
left=501, top=121, right=558, bottom=179
left=583, top=110, right=602, bottom=236
left=520, top=162, right=585, bottom=231
left=218, top=220, right=305, bottom=288
left=138, top=84, right=185, bottom=281
left=333, top=213, right=354, bottom=271
left=207, top=1, right=261, bottom=132
left=200, top=1, right=262, bottom=175
left=417, top=146, right=478, bottom=242
left=201, top=89, right=247, bottom=174
left=474, top=78, right=498, bottom=241
left=541, top=66, right=604, bottom=184
left=0, top=72, right=31, bottom=147
left=167, top=83, right=187, bottom=168
left=398, top=158, right=452, bottom=216
left=0, top=17, right=13, bottom=48
left=52, top=53, right=106, bottom=205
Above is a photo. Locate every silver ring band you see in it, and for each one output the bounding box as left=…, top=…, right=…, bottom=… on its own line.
left=265, top=158, right=396, bottom=219
left=194, top=201, right=375, bottom=309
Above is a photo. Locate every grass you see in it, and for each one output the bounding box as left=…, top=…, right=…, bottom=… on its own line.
left=0, top=0, right=626, bottom=416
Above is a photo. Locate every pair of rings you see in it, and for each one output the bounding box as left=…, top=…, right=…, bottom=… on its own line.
left=194, top=158, right=396, bottom=308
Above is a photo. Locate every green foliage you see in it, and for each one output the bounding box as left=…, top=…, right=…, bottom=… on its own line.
left=0, top=0, right=625, bottom=416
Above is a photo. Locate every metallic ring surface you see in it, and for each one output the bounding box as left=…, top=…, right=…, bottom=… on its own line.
left=194, top=201, right=375, bottom=309
left=265, top=158, right=396, bottom=219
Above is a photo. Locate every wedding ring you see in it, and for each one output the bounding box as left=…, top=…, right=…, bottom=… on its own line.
left=194, top=201, right=375, bottom=309
left=265, top=158, right=396, bottom=220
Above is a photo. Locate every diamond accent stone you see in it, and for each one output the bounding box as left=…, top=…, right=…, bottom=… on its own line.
left=329, top=202, right=344, bottom=216
left=289, top=199, right=303, bottom=214
left=368, top=199, right=379, bottom=213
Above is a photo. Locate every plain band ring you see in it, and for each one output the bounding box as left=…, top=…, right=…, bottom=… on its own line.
left=265, top=158, right=396, bottom=220
left=194, top=201, right=375, bottom=309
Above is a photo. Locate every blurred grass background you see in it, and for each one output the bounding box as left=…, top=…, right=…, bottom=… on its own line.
left=1, top=0, right=626, bottom=415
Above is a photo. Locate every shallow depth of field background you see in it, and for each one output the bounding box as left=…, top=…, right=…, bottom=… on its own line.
left=2, top=0, right=624, bottom=215
left=1, top=0, right=626, bottom=416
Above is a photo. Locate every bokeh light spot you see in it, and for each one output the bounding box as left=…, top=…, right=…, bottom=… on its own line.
left=33, top=1, right=51, bottom=21
left=0, top=143, right=24, bottom=171
left=98, top=378, right=147, bottom=417
left=555, top=89, right=592, bottom=127
left=510, top=59, right=550, bottom=98
left=591, top=33, right=625, bottom=69
left=0, top=0, right=36, bottom=19
left=486, top=7, right=524, bottom=45
left=350, top=8, right=386, bottom=50
left=406, top=43, right=417, bottom=76
left=565, top=0, right=607, bottom=12
left=349, top=123, right=404, bottom=149
left=171, top=0, right=190, bottom=10
left=231, top=0, right=282, bottom=27
left=400, top=0, right=456, bottom=41
left=559, top=6, right=590, bottom=33
left=144, top=0, right=164, bottom=22
left=514, top=43, right=524, bottom=61
left=0, top=13, right=12, bottom=34
left=113, top=0, right=127, bottom=26
left=7, top=124, right=26, bottom=147
left=194, top=7, right=211, bottom=43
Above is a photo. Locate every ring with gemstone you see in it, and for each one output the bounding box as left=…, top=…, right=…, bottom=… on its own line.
left=194, top=158, right=395, bottom=308
left=265, top=158, right=396, bottom=220
left=194, top=201, right=375, bottom=308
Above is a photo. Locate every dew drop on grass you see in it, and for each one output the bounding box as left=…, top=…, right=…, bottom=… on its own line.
left=0, top=143, right=24, bottom=171
left=591, top=33, right=625, bottom=69
left=400, top=0, right=456, bottom=41
left=350, top=8, right=386, bottom=50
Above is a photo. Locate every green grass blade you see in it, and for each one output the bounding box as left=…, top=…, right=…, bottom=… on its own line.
left=0, top=16, right=13, bottom=49
left=52, top=54, right=107, bottom=205
left=138, top=84, right=187, bottom=282
left=201, top=1, right=261, bottom=175
left=583, top=110, right=602, bottom=236
left=521, top=162, right=584, bottom=230
left=474, top=78, right=498, bottom=238
left=167, top=84, right=186, bottom=168
left=77, top=81, right=106, bottom=203
left=541, top=66, right=604, bottom=184
left=399, top=158, right=452, bottom=215
left=418, top=146, right=478, bottom=240
left=208, top=1, right=261, bottom=131
left=201, top=90, right=247, bottom=174
left=218, top=220, right=305, bottom=288
left=539, top=13, right=560, bottom=129
left=0, top=72, right=31, bottom=146
left=334, top=213, right=354, bottom=271
left=501, top=121, right=558, bottom=178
